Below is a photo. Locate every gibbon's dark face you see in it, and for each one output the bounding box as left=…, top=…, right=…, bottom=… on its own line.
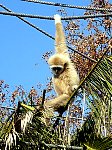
left=51, top=65, right=64, bottom=77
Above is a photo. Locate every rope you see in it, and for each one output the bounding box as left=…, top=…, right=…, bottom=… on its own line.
left=22, top=0, right=112, bottom=12
left=0, top=11, right=112, bottom=20
left=0, top=5, right=54, bottom=39
left=0, top=4, right=97, bottom=62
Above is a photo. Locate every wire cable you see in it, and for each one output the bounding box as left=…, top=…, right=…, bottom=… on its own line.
left=22, top=0, right=112, bottom=12
left=0, top=11, right=112, bottom=20
left=0, top=4, right=97, bottom=62
left=0, top=4, right=54, bottom=39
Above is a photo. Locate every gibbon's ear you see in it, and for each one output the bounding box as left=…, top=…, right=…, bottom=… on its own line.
left=54, top=14, right=68, bottom=55
left=64, top=62, right=68, bottom=69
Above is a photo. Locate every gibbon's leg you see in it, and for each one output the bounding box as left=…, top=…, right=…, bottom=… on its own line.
left=54, top=14, right=68, bottom=54
left=45, top=94, right=69, bottom=111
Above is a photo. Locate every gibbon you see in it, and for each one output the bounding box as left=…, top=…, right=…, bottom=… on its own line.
left=45, top=14, right=80, bottom=111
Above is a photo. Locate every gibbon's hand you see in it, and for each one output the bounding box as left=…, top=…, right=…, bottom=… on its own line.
left=72, top=85, right=79, bottom=91
left=54, top=14, right=61, bottom=24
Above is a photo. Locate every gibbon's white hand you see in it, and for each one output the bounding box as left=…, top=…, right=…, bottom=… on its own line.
left=54, top=14, right=61, bottom=24
left=72, top=85, right=79, bottom=91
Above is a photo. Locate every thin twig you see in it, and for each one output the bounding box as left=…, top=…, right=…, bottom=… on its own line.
left=53, top=113, right=62, bottom=129
left=5, top=111, right=15, bottom=122
left=42, top=89, right=46, bottom=106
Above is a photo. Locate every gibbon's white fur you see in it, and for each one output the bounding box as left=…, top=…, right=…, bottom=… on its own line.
left=45, top=14, right=80, bottom=111
left=54, top=14, right=61, bottom=24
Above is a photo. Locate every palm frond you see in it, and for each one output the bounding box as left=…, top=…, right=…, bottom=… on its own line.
left=72, top=55, right=112, bottom=149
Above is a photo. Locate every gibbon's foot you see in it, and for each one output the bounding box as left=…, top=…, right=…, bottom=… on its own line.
left=54, top=14, right=61, bottom=24
left=45, top=94, right=69, bottom=111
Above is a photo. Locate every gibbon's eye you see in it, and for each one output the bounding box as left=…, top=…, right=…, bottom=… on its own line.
left=51, top=66, right=63, bottom=75
left=52, top=67, right=62, bottom=72
left=54, top=67, right=62, bottom=71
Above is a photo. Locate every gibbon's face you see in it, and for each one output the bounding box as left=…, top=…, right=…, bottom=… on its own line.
left=50, top=65, right=64, bottom=77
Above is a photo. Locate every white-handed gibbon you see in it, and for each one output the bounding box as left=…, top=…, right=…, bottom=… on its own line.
left=45, top=14, right=80, bottom=111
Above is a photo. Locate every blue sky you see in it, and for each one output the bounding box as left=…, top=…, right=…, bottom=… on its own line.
left=0, top=0, right=96, bottom=92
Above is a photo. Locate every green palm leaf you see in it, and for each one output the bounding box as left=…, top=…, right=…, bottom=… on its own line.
left=72, top=55, right=112, bottom=149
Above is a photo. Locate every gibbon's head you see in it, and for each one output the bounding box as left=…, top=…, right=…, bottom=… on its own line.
left=48, top=53, right=70, bottom=77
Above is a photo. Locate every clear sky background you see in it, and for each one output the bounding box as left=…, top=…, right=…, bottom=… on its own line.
left=0, top=0, right=106, bottom=92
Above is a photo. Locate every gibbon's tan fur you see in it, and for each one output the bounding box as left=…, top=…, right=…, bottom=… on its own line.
left=45, top=14, right=80, bottom=111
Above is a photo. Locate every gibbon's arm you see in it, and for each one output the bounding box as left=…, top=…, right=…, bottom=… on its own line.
left=45, top=94, right=69, bottom=111
left=54, top=14, right=68, bottom=54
